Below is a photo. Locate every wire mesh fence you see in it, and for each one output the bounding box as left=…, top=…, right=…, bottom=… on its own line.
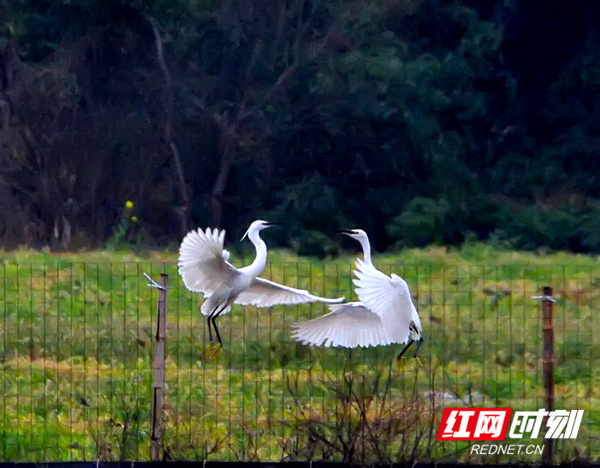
left=0, top=260, right=598, bottom=463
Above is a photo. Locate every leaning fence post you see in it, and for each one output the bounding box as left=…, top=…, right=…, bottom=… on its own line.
left=534, top=286, right=555, bottom=465
left=145, top=273, right=168, bottom=461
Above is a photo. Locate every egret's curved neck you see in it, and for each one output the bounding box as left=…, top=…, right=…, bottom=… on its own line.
left=244, top=229, right=268, bottom=277
left=357, top=236, right=372, bottom=266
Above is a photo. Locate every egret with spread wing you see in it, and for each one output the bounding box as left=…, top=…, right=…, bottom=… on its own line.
left=291, top=229, right=423, bottom=360
left=178, top=220, right=344, bottom=351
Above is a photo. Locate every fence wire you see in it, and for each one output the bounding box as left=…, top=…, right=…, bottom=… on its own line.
left=0, top=261, right=597, bottom=463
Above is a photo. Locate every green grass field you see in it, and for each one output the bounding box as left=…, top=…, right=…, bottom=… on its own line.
left=0, top=243, right=599, bottom=463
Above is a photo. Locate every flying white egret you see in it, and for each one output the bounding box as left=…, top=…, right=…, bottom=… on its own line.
left=291, top=229, right=423, bottom=360
left=178, top=220, right=344, bottom=351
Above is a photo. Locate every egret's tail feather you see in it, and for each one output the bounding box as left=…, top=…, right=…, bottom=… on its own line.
left=200, top=297, right=232, bottom=316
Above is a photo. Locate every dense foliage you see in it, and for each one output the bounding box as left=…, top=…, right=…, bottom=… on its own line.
left=1, top=0, right=600, bottom=255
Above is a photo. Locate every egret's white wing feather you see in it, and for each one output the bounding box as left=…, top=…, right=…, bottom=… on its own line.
left=178, top=227, right=239, bottom=295
left=235, top=277, right=344, bottom=308
left=291, top=302, right=394, bottom=348
left=352, top=259, right=416, bottom=343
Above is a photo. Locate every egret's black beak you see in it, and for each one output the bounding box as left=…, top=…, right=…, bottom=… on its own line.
left=264, top=222, right=282, bottom=227
left=334, top=229, right=354, bottom=235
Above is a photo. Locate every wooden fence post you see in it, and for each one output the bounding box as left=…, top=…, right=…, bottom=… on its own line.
left=151, top=273, right=168, bottom=461
left=541, top=286, right=554, bottom=466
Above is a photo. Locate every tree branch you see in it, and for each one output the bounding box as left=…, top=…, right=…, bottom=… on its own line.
left=148, top=17, right=190, bottom=231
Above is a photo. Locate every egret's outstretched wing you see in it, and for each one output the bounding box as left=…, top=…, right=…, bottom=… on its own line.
left=291, top=302, right=393, bottom=348
left=353, top=259, right=415, bottom=344
left=178, top=227, right=239, bottom=295
left=235, top=277, right=344, bottom=308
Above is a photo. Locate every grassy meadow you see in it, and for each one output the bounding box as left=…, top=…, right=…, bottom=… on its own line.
left=0, top=243, right=599, bottom=463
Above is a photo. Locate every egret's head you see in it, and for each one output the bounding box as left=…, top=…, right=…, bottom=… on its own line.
left=241, top=220, right=281, bottom=241
left=336, top=228, right=368, bottom=242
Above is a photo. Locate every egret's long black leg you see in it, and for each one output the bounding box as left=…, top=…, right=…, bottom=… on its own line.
left=206, top=306, right=226, bottom=343
left=396, top=339, right=415, bottom=361
left=207, top=315, right=214, bottom=342
left=200, top=303, right=215, bottom=342
left=413, top=337, right=424, bottom=358
left=209, top=303, right=230, bottom=347
left=211, top=314, right=223, bottom=347
left=207, top=307, right=219, bottom=342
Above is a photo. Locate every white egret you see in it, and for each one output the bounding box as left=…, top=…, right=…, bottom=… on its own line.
left=291, top=229, right=423, bottom=360
left=178, top=220, right=344, bottom=350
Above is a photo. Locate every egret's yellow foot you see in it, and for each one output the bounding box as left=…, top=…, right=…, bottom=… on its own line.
left=206, top=343, right=222, bottom=359
left=415, top=356, right=423, bottom=368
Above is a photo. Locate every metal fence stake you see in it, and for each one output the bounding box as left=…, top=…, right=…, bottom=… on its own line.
left=150, top=273, right=168, bottom=461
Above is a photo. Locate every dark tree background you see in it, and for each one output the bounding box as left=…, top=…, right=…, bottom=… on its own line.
left=1, top=0, right=600, bottom=255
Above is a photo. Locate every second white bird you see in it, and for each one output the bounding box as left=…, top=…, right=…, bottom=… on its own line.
left=291, top=229, right=423, bottom=359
